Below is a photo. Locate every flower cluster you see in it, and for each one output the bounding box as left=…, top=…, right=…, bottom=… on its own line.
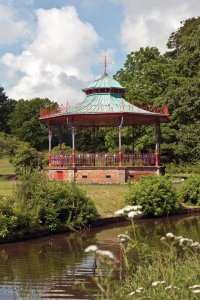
left=115, top=205, right=143, bottom=219
left=151, top=281, right=166, bottom=287
left=84, top=245, right=116, bottom=260
left=128, top=287, right=144, bottom=296
left=161, top=232, right=200, bottom=251
left=189, top=285, right=200, bottom=294
left=118, top=233, right=131, bottom=244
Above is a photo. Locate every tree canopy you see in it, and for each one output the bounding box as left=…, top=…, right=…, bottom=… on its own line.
left=113, top=16, right=200, bottom=163
left=0, top=17, right=199, bottom=164
left=8, top=98, right=57, bottom=150
left=0, top=87, right=16, bottom=134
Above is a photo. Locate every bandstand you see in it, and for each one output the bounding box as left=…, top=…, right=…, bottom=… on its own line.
left=39, top=70, right=169, bottom=184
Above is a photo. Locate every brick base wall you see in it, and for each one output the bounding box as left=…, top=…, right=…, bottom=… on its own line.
left=47, top=166, right=165, bottom=184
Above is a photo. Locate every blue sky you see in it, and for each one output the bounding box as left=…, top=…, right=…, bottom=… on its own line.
left=0, top=0, right=199, bottom=104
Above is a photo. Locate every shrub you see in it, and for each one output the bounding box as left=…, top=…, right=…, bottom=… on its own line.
left=165, top=161, right=200, bottom=174
left=16, top=170, right=97, bottom=231
left=10, top=142, right=38, bottom=175
left=179, top=176, right=200, bottom=205
left=126, top=176, right=179, bottom=217
left=0, top=196, right=29, bottom=238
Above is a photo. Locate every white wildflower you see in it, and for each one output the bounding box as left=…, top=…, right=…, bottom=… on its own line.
left=134, top=205, right=142, bottom=210
left=123, top=205, right=142, bottom=212
left=152, top=281, right=166, bottom=287
left=192, top=290, right=200, bottom=294
left=128, top=211, right=138, bottom=218
left=123, top=205, right=136, bottom=212
left=166, top=232, right=174, bottom=239
left=119, top=238, right=126, bottom=243
left=128, top=291, right=136, bottom=296
left=84, top=245, right=98, bottom=253
left=115, top=209, right=125, bottom=215
left=136, top=288, right=144, bottom=293
left=137, top=287, right=144, bottom=291
left=128, top=287, right=144, bottom=296
left=96, top=250, right=115, bottom=260
left=165, top=285, right=179, bottom=290
left=179, top=238, right=187, bottom=246
left=118, top=234, right=130, bottom=239
left=191, top=242, right=200, bottom=248
left=189, top=285, right=200, bottom=289
left=136, top=211, right=143, bottom=215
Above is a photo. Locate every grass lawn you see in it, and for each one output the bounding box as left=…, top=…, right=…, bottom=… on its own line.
left=0, top=179, right=128, bottom=217
left=80, top=185, right=128, bottom=217
left=0, top=158, right=15, bottom=174
left=0, top=180, right=16, bottom=196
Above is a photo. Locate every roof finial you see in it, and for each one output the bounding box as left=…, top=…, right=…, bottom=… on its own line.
left=104, top=52, right=107, bottom=76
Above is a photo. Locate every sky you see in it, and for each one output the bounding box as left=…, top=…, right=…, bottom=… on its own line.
left=0, top=0, right=199, bottom=105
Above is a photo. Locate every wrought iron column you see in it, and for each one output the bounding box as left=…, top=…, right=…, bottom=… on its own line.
left=132, top=126, right=135, bottom=154
left=93, top=126, right=96, bottom=166
left=118, top=116, right=123, bottom=167
left=71, top=126, right=76, bottom=168
left=155, top=123, right=161, bottom=166
left=48, top=124, right=52, bottom=165
left=59, top=125, right=62, bottom=153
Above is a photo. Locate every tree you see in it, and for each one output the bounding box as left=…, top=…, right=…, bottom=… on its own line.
left=113, top=47, right=172, bottom=154
left=8, top=98, right=57, bottom=150
left=164, top=17, right=200, bottom=162
left=10, top=142, right=38, bottom=175
left=114, top=47, right=171, bottom=106
left=113, top=17, right=200, bottom=163
left=0, top=87, right=16, bottom=133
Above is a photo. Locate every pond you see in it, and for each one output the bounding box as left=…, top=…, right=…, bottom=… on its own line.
left=0, top=213, right=200, bottom=299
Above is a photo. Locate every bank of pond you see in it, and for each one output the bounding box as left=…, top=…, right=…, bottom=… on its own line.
left=0, top=171, right=200, bottom=243
left=0, top=213, right=199, bottom=299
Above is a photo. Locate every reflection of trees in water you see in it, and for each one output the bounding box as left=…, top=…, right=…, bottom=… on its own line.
left=0, top=215, right=199, bottom=299
left=128, top=215, right=200, bottom=250
left=0, top=231, right=97, bottom=298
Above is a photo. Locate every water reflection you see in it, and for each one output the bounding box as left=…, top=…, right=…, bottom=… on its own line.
left=0, top=214, right=199, bottom=299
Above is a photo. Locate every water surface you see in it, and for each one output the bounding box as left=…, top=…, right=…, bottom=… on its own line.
left=0, top=213, right=199, bottom=299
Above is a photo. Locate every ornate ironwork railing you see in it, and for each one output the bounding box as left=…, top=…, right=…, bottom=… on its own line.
left=50, top=153, right=155, bottom=167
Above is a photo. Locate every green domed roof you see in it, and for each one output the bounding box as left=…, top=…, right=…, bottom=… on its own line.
left=83, top=74, right=125, bottom=91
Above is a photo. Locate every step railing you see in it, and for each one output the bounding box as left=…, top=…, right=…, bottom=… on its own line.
left=50, top=153, right=156, bottom=167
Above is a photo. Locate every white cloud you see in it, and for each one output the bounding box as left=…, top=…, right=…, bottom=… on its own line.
left=1, top=6, right=100, bottom=104
left=120, top=0, right=200, bottom=53
left=0, top=4, right=29, bottom=45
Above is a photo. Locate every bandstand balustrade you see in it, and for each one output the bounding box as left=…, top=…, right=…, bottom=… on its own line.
left=49, top=152, right=156, bottom=168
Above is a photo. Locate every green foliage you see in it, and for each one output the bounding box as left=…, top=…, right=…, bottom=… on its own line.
left=114, top=47, right=170, bottom=106
left=111, top=245, right=200, bottom=300
left=0, top=132, right=39, bottom=175
left=8, top=98, right=57, bottom=149
left=0, top=87, right=16, bottom=133
left=126, top=176, right=179, bottom=217
left=179, top=176, right=200, bottom=205
left=10, top=142, right=38, bottom=175
left=51, top=143, right=72, bottom=154
left=113, top=17, right=200, bottom=163
left=17, top=171, right=97, bottom=231
left=0, top=196, right=29, bottom=238
left=0, top=171, right=97, bottom=238
left=165, top=161, right=200, bottom=174
left=0, top=132, right=21, bottom=158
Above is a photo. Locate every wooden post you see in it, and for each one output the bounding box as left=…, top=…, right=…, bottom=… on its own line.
left=48, top=124, right=52, bottom=165
left=155, top=123, right=161, bottom=166
left=72, top=126, right=75, bottom=168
